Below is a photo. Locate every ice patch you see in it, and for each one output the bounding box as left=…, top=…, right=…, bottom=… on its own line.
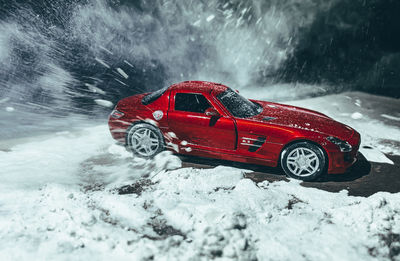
left=5, top=107, right=14, bottom=112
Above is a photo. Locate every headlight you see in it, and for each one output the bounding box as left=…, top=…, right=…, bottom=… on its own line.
left=326, top=136, right=352, bottom=152
left=110, top=109, right=124, bottom=119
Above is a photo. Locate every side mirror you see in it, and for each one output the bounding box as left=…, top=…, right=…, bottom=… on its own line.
left=205, top=107, right=220, bottom=117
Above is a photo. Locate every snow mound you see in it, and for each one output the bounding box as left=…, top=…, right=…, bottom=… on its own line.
left=0, top=124, right=399, bottom=260
left=1, top=92, right=400, bottom=260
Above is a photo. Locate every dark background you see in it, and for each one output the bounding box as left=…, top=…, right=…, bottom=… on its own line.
left=0, top=0, right=399, bottom=116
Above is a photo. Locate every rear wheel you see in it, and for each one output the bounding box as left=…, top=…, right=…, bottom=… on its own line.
left=126, top=123, right=165, bottom=158
left=281, top=142, right=326, bottom=181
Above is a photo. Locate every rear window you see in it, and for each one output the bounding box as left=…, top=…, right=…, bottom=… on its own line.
left=142, top=86, right=169, bottom=105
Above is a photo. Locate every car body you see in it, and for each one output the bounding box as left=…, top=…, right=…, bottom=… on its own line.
left=108, top=81, right=361, bottom=180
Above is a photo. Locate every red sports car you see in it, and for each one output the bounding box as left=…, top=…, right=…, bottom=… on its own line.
left=108, top=81, right=360, bottom=181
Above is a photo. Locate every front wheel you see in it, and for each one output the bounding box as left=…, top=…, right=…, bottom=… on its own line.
left=125, top=123, right=165, bottom=158
left=281, top=142, right=327, bottom=181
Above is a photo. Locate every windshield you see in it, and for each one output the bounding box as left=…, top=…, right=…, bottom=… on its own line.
left=217, top=88, right=262, bottom=118
left=142, top=86, right=169, bottom=105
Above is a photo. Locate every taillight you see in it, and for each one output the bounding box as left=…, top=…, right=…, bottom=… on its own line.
left=110, top=109, right=124, bottom=119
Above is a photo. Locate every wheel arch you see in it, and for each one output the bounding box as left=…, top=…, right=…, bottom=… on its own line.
left=279, top=138, right=329, bottom=170
left=125, top=120, right=166, bottom=146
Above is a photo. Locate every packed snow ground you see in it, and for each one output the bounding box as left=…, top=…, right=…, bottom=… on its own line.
left=0, top=93, right=400, bottom=260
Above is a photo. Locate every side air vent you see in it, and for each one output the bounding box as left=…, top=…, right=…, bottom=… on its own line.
left=262, top=116, right=276, bottom=122
left=248, top=137, right=266, bottom=152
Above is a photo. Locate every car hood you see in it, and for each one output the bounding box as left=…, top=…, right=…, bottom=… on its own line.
left=249, top=100, right=354, bottom=140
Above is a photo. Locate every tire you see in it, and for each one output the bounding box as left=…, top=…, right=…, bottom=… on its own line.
left=280, top=141, right=327, bottom=181
left=125, top=123, right=165, bottom=159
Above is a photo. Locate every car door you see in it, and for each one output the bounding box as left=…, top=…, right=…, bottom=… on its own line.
left=167, top=90, right=236, bottom=151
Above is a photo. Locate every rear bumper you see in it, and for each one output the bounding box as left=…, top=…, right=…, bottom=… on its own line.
left=108, top=116, right=130, bottom=143
left=327, top=130, right=361, bottom=174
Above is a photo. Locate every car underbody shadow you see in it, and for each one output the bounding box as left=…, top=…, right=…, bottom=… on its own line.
left=179, top=152, right=372, bottom=183
left=179, top=155, right=283, bottom=173
left=319, top=152, right=371, bottom=182
left=179, top=153, right=400, bottom=197
left=179, top=155, right=286, bottom=182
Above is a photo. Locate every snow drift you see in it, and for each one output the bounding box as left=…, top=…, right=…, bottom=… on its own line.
left=1, top=92, right=399, bottom=260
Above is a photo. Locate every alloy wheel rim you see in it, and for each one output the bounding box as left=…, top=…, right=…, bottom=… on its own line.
left=286, top=147, right=319, bottom=177
left=130, top=128, right=159, bottom=157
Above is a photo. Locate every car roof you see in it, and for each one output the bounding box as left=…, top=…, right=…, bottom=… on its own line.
left=169, top=81, right=228, bottom=94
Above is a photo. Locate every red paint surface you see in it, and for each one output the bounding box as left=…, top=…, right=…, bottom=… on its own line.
left=109, top=81, right=361, bottom=174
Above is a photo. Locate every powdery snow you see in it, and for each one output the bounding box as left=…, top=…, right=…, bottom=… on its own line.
left=0, top=92, right=399, bottom=260
left=206, top=15, right=215, bottom=22
left=351, top=112, right=363, bottom=119
left=94, top=99, right=113, bottom=107
left=94, top=57, right=111, bottom=69
left=85, top=83, right=106, bottom=95
left=381, top=114, right=400, bottom=122
left=0, top=124, right=399, bottom=260
left=116, top=68, right=129, bottom=79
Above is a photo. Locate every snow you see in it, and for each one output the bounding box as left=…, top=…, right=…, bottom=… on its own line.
left=94, top=57, right=111, bottom=69
left=0, top=126, right=399, bottom=260
left=94, top=99, right=113, bottom=107
left=116, top=68, right=129, bottom=79
left=85, top=83, right=106, bottom=95
left=192, top=19, right=201, bottom=27
left=99, top=45, right=113, bottom=55
left=381, top=114, right=400, bottom=122
left=360, top=146, right=394, bottom=165
left=5, top=107, right=14, bottom=112
left=206, top=15, right=215, bottom=22
left=123, top=60, right=134, bottom=68
left=351, top=112, right=363, bottom=119
left=0, top=97, right=10, bottom=104
left=0, top=93, right=399, bottom=260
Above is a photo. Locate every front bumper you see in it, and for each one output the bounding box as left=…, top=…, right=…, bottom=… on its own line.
left=327, top=131, right=361, bottom=174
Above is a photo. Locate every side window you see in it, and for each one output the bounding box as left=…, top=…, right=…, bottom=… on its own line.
left=175, top=93, right=211, bottom=113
